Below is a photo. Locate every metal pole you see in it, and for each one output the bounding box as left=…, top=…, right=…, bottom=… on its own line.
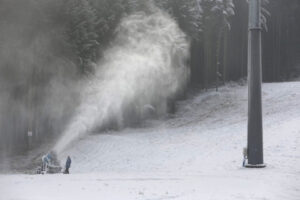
left=245, top=0, right=265, bottom=168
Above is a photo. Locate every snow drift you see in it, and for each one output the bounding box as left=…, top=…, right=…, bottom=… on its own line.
left=53, top=9, right=190, bottom=154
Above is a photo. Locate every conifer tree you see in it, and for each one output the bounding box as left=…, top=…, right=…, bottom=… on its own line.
left=65, top=0, right=99, bottom=75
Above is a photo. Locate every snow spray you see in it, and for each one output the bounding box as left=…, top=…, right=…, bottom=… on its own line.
left=53, top=8, right=190, bottom=154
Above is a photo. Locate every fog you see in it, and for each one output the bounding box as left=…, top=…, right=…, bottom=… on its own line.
left=0, top=0, right=80, bottom=159
left=54, top=8, right=190, bottom=154
left=0, top=1, right=190, bottom=167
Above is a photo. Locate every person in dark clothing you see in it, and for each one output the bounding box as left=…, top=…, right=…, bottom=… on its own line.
left=64, top=156, right=71, bottom=174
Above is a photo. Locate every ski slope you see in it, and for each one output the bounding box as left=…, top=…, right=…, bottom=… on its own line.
left=1, top=81, right=300, bottom=200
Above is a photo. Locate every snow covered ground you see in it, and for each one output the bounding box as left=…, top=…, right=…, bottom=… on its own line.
left=1, top=81, right=300, bottom=200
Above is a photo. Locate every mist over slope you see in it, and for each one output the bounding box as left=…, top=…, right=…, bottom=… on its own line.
left=0, top=0, right=81, bottom=156
left=54, top=9, right=190, bottom=154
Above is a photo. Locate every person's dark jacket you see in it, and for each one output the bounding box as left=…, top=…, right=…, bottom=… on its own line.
left=66, top=156, right=71, bottom=169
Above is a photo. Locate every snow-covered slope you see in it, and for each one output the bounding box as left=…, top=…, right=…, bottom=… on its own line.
left=1, top=82, right=300, bottom=200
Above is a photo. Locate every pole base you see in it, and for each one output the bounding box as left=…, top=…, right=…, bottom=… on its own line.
left=244, top=163, right=266, bottom=168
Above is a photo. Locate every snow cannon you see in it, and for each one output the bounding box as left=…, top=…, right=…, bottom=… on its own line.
left=37, top=151, right=62, bottom=174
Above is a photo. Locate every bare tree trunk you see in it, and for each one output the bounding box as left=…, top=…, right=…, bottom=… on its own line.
left=223, top=29, right=228, bottom=84
left=216, top=28, right=223, bottom=91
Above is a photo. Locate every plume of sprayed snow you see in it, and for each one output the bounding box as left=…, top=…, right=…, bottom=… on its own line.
left=53, top=9, right=190, bottom=154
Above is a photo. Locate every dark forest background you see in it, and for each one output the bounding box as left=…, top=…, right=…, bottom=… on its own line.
left=0, top=0, right=299, bottom=155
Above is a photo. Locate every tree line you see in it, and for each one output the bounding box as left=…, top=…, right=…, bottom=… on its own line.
left=190, top=0, right=300, bottom=88
left=0, top=0, right=299, bottom=154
